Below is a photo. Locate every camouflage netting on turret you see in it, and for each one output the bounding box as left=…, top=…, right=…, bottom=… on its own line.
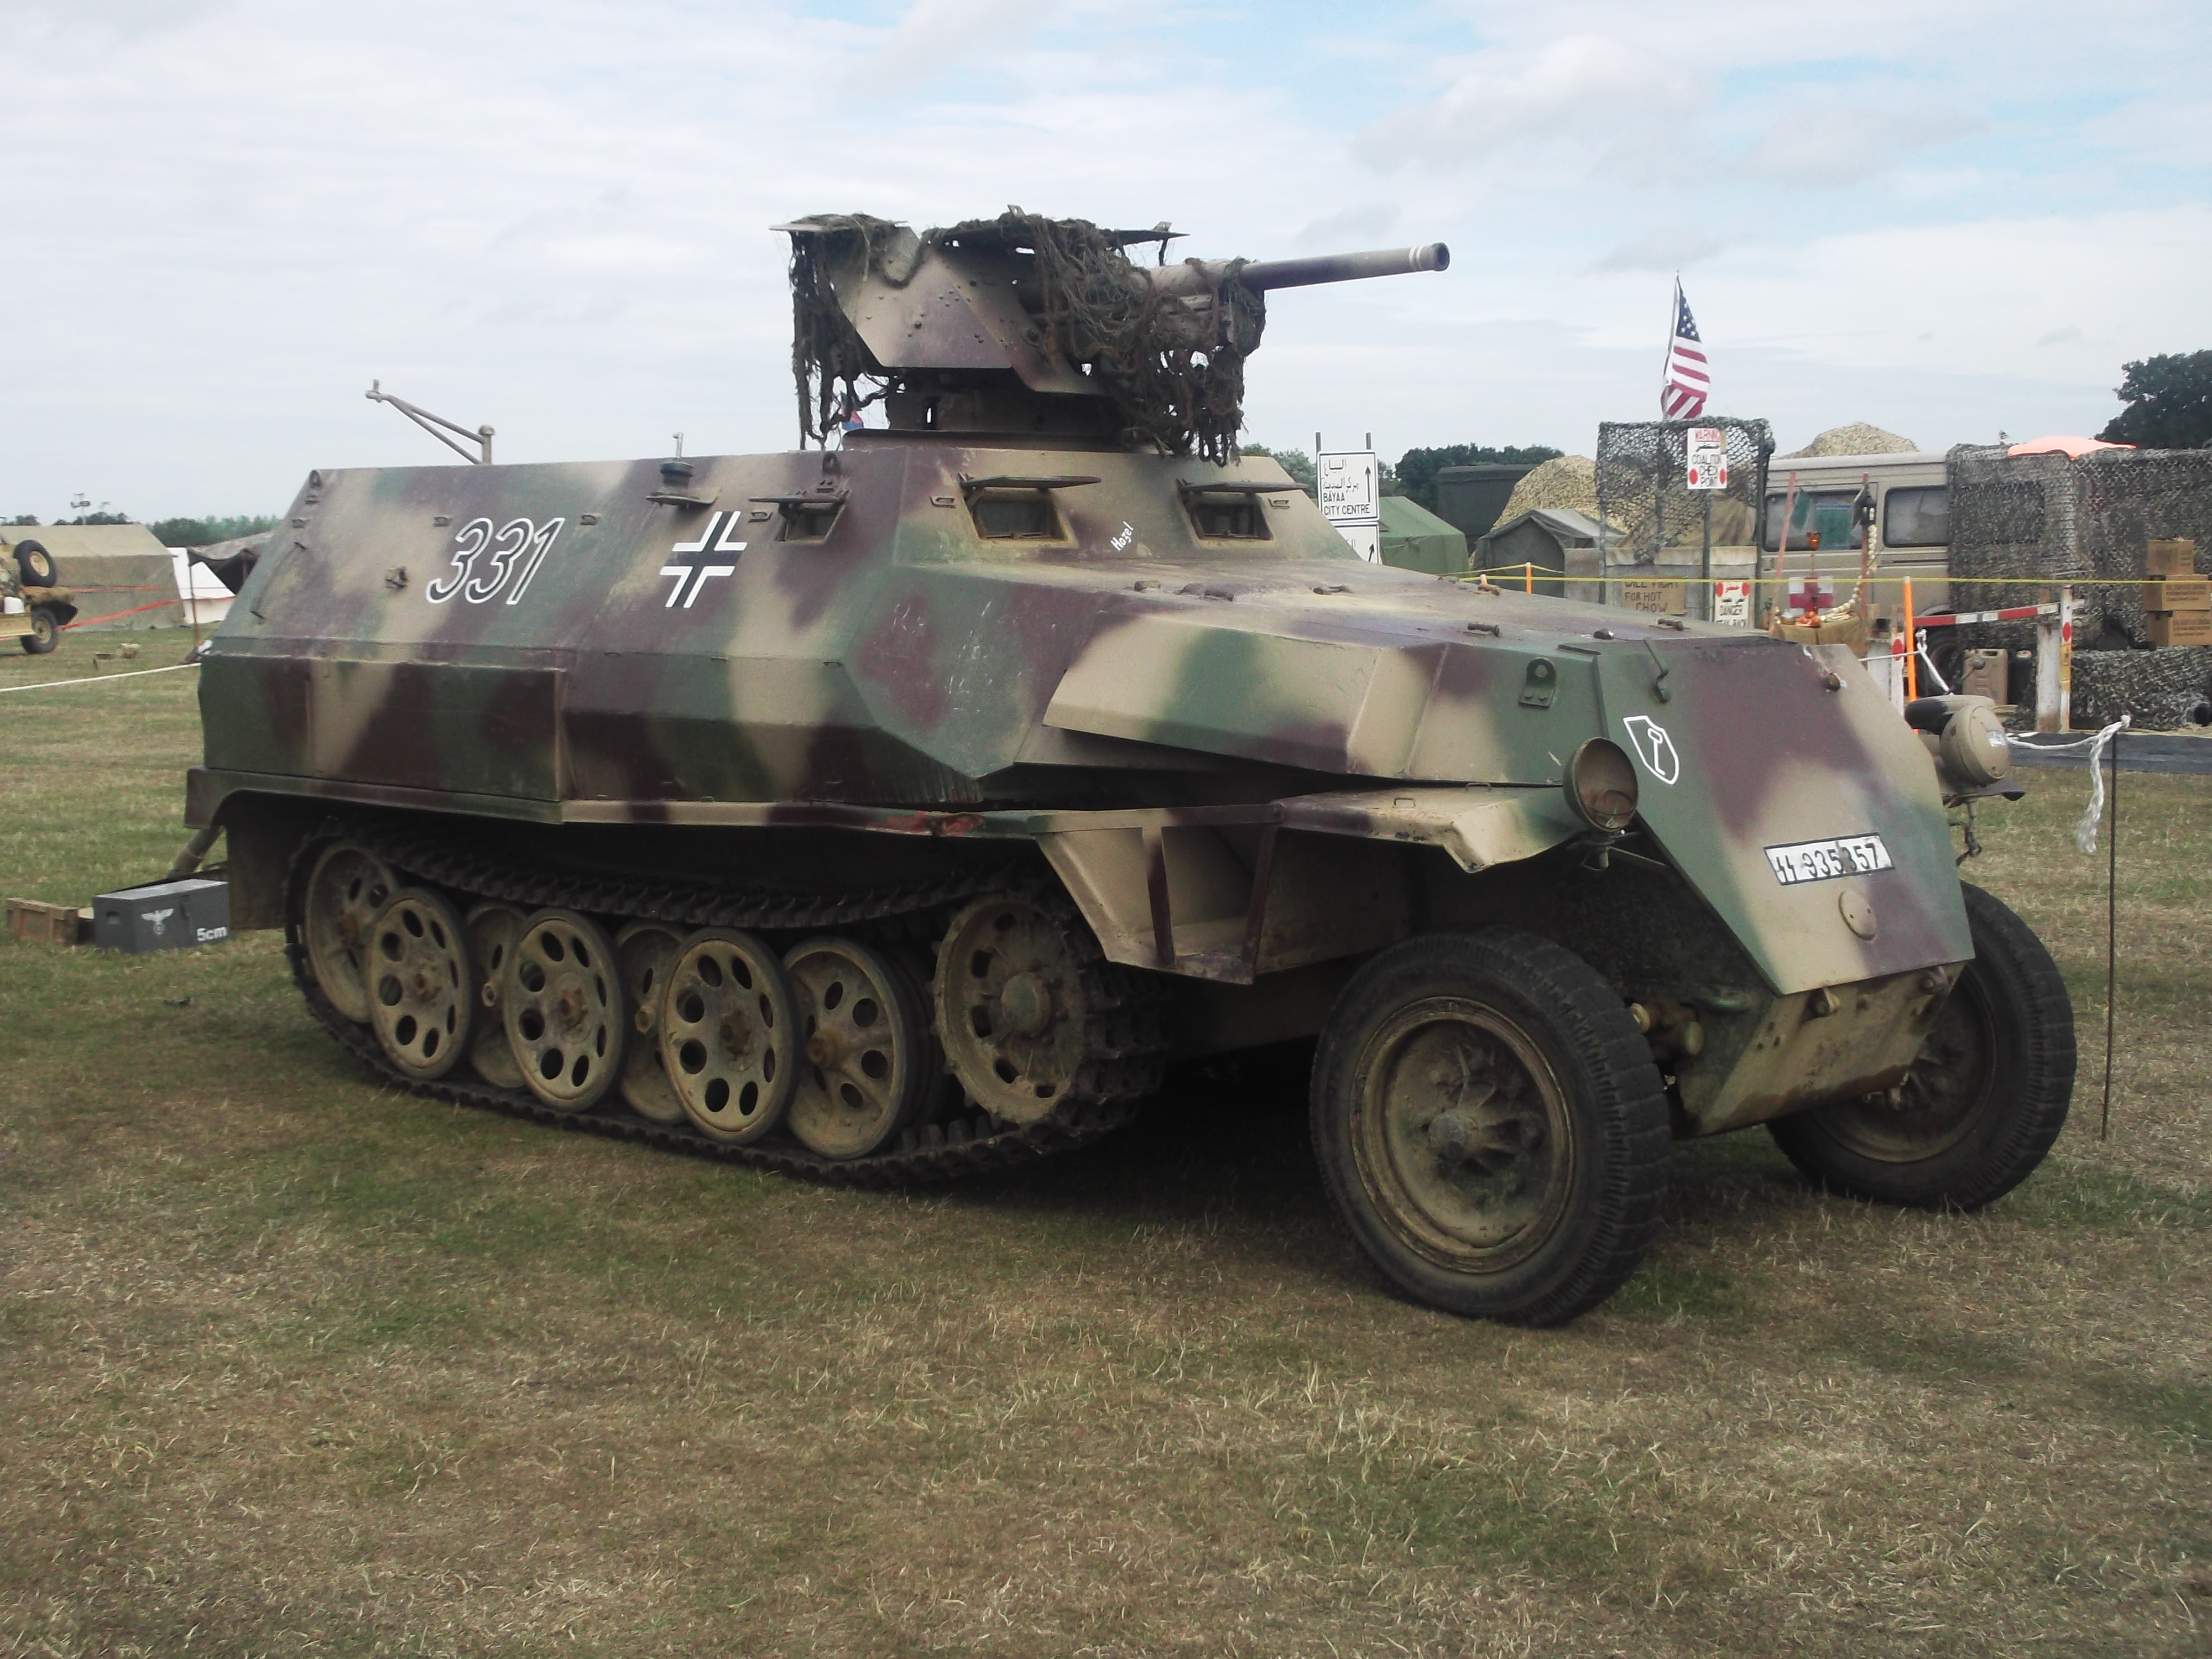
left=788, top=213, right=909, bottom=446
left=1949, top=445, right=2212, bottom=645
left=1594, top=419, right=1773, bottom=562
left=790, top=211, right=1264, bottom=462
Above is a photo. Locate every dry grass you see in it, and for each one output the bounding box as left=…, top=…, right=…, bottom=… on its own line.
left=1, top=635, right=2207, bottom=1657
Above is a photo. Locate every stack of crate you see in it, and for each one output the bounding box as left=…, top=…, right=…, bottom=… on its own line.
left=2146, top=539, right=2210, bottom=648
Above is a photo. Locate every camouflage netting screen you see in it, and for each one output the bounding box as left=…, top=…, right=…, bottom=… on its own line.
left=1949, top=444, right=2212, bottom=644
left=789, top=211, right=1264, bottom=462
left=1594, top=419, right=1775, bottom=564
left=2068, top=646, right=2212, bottom=731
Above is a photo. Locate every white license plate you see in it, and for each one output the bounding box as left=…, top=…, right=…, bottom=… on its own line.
left=1765, top=834, right=1893, bottom=885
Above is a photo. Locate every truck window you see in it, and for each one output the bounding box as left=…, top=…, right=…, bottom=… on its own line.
left=1882, top=485, right=1949, bottom=549
left=1761, top=489, right=1864, bottom=552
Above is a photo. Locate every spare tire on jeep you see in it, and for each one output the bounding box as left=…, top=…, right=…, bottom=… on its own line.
left=14, top=540, right=57, bottom=587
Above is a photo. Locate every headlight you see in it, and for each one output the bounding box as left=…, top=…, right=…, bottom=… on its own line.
left=1939, top=701, right=2011, bottom=786
left=1566, top=737, right=1639, bottom=832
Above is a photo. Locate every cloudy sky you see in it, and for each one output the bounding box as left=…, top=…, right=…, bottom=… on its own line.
left=4, top=0, right=2206, bottom=519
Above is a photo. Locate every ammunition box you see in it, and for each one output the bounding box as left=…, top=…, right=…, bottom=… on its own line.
left=6, top=898, right=90, bottom=945
left=92, top=878, right=231, bottom=953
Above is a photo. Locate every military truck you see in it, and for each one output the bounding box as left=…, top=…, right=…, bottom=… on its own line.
left=1, top=539, right=78, bottom=654
left=180, top=213, right=2073, bottom=1325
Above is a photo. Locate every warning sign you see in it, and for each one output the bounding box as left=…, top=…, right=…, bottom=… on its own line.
left=1686, top=426, right=1729, bottom=492
left=1713, top=579, right=1751, bottom=626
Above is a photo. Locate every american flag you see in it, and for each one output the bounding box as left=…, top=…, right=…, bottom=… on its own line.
left=1661, top=279, right=1708, bottom=420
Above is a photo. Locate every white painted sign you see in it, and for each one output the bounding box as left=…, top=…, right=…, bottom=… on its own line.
left=1686, top=426, right=1729, bottom=491
left=1335, top=521, right=1382, bottom=564
left=1317, top=451, right=1380, bottom=524
left=1712, top=578, right=1751, bottom=626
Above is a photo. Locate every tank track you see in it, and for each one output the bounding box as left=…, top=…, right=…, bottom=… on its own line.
left=284, top=818, right=1167, bottom=1189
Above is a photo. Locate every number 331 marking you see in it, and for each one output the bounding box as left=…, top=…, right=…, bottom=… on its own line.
left=426, top=517, right=565, bottom=606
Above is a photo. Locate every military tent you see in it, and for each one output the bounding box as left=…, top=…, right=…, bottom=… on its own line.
left=0, top=524, right=185, bottom=629
left=1377, top=495, right=1469, bottom=575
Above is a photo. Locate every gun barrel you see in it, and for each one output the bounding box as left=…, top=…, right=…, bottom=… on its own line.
left=1234, top=243, right=1450, bottom=291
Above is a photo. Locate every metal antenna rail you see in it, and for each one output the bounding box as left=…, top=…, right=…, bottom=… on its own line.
left=365, top=380, right=496, bottom=465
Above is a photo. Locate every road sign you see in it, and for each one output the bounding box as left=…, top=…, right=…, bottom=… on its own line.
left=1686, top=426, right=1728, bottom=491
left=1317, top=451, right=1380, bottom=524
left=1335, top=521, right=1381, bottom=563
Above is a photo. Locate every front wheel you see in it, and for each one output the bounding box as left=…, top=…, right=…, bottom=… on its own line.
left=1768, top=883, right=2074, bottom=1208
left=21, top=608, right=57, bottom=654
left=1310, top=930, right=1671, bottom=1326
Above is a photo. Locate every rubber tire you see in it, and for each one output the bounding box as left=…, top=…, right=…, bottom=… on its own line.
left=1310, top=929, right=1671, bottom=1326
left=1768, top=883, right=2074, bottom=1209
left=14, top=541, right=55, bottom=587
left=20, top=608, right=56, bottom=654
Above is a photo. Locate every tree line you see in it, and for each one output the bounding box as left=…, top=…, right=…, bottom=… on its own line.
left=2, top=512, right=279, bottom=546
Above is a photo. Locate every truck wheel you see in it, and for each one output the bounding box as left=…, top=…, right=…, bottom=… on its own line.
left=1310, top=930, right=1671, bottom=1326
left=21, top=608, right=57, bottom=654
left=14, top=540, right=56, bottom=587
left=1768, top=883, right=2074, bottom=1208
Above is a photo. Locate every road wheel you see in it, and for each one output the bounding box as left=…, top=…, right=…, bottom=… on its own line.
left=656, top=925, right=800, bottom=1139
left=465, top=903, right=527, bottom=1089
left=14, top=540, right=55, bottom=587
left=785, top=936, right=934, bottom=1160
left=504, top=910, right=624, bottom=1112
left=1768, top=883, right=2074, bottom=1208
left=1311, top=930, right=1671, bottom=1326
left=932, top=891, right=1165, bottom=1128
left=21, top=608, right=56, bottom=654
left=615, top=922, right=690, bottom=1124
left=366, top=888, right=472, bottom=1081
left=302, top=842, right=398, bottom=1021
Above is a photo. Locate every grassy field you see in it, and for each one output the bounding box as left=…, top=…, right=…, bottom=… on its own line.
left=1, top=630, right=2206, bottom=1657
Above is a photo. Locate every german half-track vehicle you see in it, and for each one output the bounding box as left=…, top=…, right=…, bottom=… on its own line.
left=183, top=212, right=2074, bottom=1324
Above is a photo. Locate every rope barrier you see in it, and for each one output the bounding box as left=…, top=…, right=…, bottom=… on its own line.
left=60, top=598, right=185, bottom=629
left=2020, top=716, right=2133, bottom=854
left=0, top=661, right=200, bottom=695
left=1453, top=571, right=2163, bottom=588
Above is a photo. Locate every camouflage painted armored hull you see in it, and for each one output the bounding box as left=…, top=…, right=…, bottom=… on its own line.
left=185, top=216, right=2073, bottom=1323
left=194, top=444, right=1974, bottom=1089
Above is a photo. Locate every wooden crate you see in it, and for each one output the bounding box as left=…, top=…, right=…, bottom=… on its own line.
left=2147, top=611, right=2212, bottom=648
left=6, top=898, right=89, bottom=946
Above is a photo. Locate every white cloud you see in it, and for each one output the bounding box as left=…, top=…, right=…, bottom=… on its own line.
left=0, top=0, right=2205, bottom=514
left=1595, top=228, right=1728, bottom=273
left=1744, top=102, right=1985, bottom=186
left=1355, top=34, right=1707, bottom=179
left=859, top=0, right=1074, bottom=90
left=1296, top=203, right=1402, bottom=249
